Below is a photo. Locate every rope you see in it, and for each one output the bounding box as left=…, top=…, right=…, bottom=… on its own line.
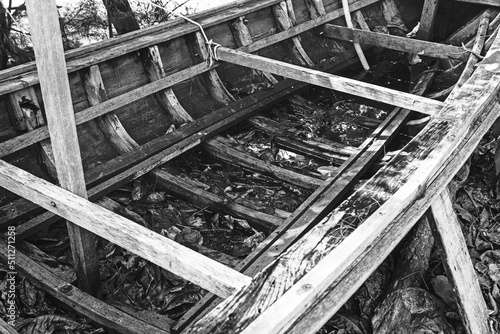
left=140, top=0, right=221, bottom=66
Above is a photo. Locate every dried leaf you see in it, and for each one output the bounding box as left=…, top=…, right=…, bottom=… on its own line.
left=431, top=275, right=456, bottom=306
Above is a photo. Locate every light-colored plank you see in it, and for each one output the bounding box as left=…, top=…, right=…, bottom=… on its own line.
left=430, top=190, right=491, bottom=334
left=342, top=0, right=370, bottom=70
left=0, top=318, right=18, bottom=334
left=323, top=24, right=465, bottom=60
left=0, top=158, right=250, bottom=298
left=25, top=0, right=100, bottom=295
left=216, top=47, right=445, bottom=115
left=456, top=11, right=490, bottom=88
left=453, top=0, right=500, bottom=5
left=185, top=31, right=500, bottom=334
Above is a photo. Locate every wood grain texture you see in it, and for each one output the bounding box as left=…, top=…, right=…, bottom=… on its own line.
left=323, top=24, right=465, bottom=60
left=216, top=47, right=445, bottom=115
left=0, top=318, right=18, bottom=334
left=453, top=0, right=499, bottom=5
left=417, top=0, right=440, bottom=40
left=0, top=158, right=250, bottom=298
left=0, top=238, right=170, bottom=334
left=184, top=30, right=500, bottom=334
left=25, top=0, right=100, bottom=295
left=430, top=190, right=491, bottom=334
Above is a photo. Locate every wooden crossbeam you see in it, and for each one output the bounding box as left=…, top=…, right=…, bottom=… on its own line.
left=453, top=0, right=500, bottom=5
left=215, top=47, right=445, bottom=115
left=322, top=24, right=466, bottom=60
left=0, top=159, right=250, bottom=298
left=430, top=190, right=491, bottom=334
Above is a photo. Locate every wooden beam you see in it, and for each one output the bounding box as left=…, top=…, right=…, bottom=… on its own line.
left=0, top=318, right=18, bottom=334
left=322, top=24, right=466, bottom=60
left=418, top=0, right=440, bottom=41
left=0, top=239, right=170, bottom=334
left=430, top=190, right=491, bottom=334
left=25, top=0, right=100, bottom=295
left=0, top=158, right=250, bottom=298
left=342, top=0, right=370, bottom=70
left=453, top=0, right=500, bottom=5
left=215, top=47, right=445, bottom=115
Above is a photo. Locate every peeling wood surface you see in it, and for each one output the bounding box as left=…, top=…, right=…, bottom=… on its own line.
left=430, top=190, right=491, bottom=334
left=184, top=32, right=500, bottom=334
left=322, top=24, right=465, bottom=60
left=0, top=238, right=170, bottom=334
left=216, top=47, right=445, bottom=115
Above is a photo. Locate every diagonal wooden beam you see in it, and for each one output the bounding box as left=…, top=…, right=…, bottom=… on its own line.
left=430, top=190, right=491, bottom=334
left=323, top=24, right=466, bottom=60
left=0, top=158, right=251, bottom=298
left=215, top=47, right=445, bottom=115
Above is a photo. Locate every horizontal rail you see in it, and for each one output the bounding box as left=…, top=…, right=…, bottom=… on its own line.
left=216, top=47, right=445, bottom=115
left=453, top=0, right=499, bottom=6
left=0, top=159, right=250, bottom=298
left=322, top=24, right=466, bottom=60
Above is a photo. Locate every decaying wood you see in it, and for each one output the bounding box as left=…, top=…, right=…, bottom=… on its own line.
left=455, top=11, right=490, bottom=89
left=430, top=190, right=491, bottom=334
left=0, top=319, right=18, bottom=334
left=453, top=0, right=500, bottom=6
left=81, top=65, right=139, bottom=154
left=184, top=32, right=500, bottom=333
left=26, top=0, right=100, bottom=296
left=0, top=158, right=252, bottom=298
left=0, top=238, right=171, bottom=334
left=273, top=136, right=348, bottom=165
left=216, top=46, right=445, bottom=115
left=322, top=24, right=466, bottom=60
left=152, top=168, right=282, bottom=233
left=380, top=0, right=408, bottom=34
left=273, top=1, right=315, bottom=67
left=204, top=136, right=323, bottom=190
left=175, top=66, right=436, bottom=333
left=342, top=0, right=370, bottom=70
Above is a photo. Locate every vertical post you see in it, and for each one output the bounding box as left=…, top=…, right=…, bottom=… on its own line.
left=417, top=0, right=440, bottom=40
left=25, top=0, right=100, bottom=295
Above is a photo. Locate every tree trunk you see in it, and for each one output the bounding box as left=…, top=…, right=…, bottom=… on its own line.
left=102, top=0, right=140, bottom=35
left=0, top=3, right=10, bottom=70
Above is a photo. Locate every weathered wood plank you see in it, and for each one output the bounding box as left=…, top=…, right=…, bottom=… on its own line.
left=456, top=11, right=490, bottom=89
left=0, top=158, right=251, bottom=298
left=174, top=65, right=436, bottom=333
left=0, top=239, right=171, bottom=334
left=453, top=0, right=500, bottom=5
left=185, top=34, right=500, bottom=334
left=288, top=97, right=500, bottom=334
left=0, top=0, right=377, bottom=97
left=204, top=136, right=323, bottom=190
left=216, top=47, right=445, bottom=115
left=322, top=24, right=466, bottom=60
left=430, top=190, right=491, bottom=334
left=0, top=318, right=18, bottom=334
left=26, top=0, right=100, bottom=295
left=342, top=0, right=370, bottom=70
left=152, top=168, right=282, bottom=233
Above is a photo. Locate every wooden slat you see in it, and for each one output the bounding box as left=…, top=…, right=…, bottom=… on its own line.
left=185, top=32, right=500, bottom=334
left=0, top=239, right=170, bottom=334
left=288, top=97, right=500, bottom=334
left=430, top=190, right=491, bottom=334
left=152, top=169, right=282, bottom=233
left=215, top=47, right=445, bottom=115
left=26, top=0, right=100, bottom=295
left=0, top=158, right=250, bottom=298
left=453, top=0, right=500, bottom=5
left=342, top=0, right=370, bottom=70
left=0, top=318, right=18, bottom=334
left=174, top=66, right=436, bottom=333
left=205, top=136, right=323, bottom=190
left=322, top=24, right=466, bottom=60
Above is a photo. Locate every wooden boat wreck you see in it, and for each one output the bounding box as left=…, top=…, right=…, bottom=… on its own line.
left=1, top=0, right=500, bottom=333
